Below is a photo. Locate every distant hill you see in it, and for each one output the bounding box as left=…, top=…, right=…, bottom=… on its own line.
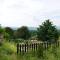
left=28, top=27, right=37, bottom=31
left=11, top=27, right=37, bottom=31
left=10, top=26, right=60, bottom=31
left=11, top=27, right=17, bottom=30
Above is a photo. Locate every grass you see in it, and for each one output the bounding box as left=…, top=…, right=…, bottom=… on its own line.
left=0, top=40, right=60, bottom=60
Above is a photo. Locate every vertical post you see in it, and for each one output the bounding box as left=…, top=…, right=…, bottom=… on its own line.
left=20, top=44, right=21, bottom=53
left=30, top=44, right=31, bottom=51
left=17, top=43, right=19, bottom=54
left=34, top=43, right=35, bottom=51
left=25, top=44, right=26, bottom=52
left=42, top=43, right=43, bottom=48
left=30, top=44, right=31, bottom=48
left=57, top=41, right=59, bottom=47
left=54, top=41, right=57, bottom=47
left=36, top=43, right=37, bottom=51
left=44, top=42, right=46, bottom=49
left=27, top=44, right=28, bottom=52
left=32, top=44, right=34, bottom=51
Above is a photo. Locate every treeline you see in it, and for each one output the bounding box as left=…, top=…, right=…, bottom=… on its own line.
left=0, top=26, right=37, bottom=41
left=4, top=26, right=34, bottom=40
left=0, top=19, right=60, bottom=43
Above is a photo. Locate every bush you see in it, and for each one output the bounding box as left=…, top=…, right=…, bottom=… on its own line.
left=37, top=44, right=44, bottom=59
left=0, top=41, right=16, bottom=55
left=14, top=39, right=24, bottom=43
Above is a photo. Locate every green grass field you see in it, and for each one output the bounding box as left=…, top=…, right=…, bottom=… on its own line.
left=0, top=40, right=60, bottom=60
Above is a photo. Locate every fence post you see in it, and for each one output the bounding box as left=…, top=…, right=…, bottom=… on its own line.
left=44, top=42, right=46, bottom=49
left=30, top=44, right=31, bottom=48
left=25, top=44, right=26, bottom=52
left=17, top=43, right=19, bottom=54
left=34, top=43, right=35, bottom=51
left=27, top=44, right=28, bottom=52
left=36, top=43, right=37, bottom=51
left=42, top=43, right=43, bottom=48
left=57, top=41, right=59, bottom=47
left=20, top=44, right=21, bottom=53
left=32, top=44, right=34, bottom=51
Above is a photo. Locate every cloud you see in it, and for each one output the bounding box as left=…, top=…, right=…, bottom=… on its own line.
left=0, top=0, right=60, bottom=27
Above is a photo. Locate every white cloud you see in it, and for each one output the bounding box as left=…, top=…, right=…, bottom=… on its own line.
left=0, top=0, right=60, bottom=27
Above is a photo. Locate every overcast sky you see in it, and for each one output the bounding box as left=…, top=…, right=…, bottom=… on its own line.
left=0, top=0, right=60, bottom=27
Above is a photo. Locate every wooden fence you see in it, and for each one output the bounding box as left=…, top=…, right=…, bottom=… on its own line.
left=17, top=41, right=60, bottom=54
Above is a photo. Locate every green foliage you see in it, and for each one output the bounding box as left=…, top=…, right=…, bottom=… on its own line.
left=4, top=27, right=14, bottom=39
left=15, top=26, right=31, bottom=40
left=0, top=28, right=3, bottom=34
left=0, top=41, right=16, bottom=55
left=37, top=44, right=44, bottom=59
left=37, top=20, right=59, bottom=42
left=4, top=32, right=10, bottom=40
left=0, top=41, right=17, bottom=60
left=14, top=39, right=24, bottom=43
left=30, top=30, right=37, bottom=40
left=30, top=30, right=37, bottom=37
left=0, top=25, right=4, bottom=34
left=0, top=42, right=3, bottom=46
left=58, top=29, right=60, bottom=36
left=1, top=40, right=60, bottom=60
left=51, top=43, right=58, bottom=58
left=0, top=25, right=4, bottom=45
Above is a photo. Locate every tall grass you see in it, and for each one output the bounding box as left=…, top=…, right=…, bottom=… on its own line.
left=0, top=41, right=60, bottom=60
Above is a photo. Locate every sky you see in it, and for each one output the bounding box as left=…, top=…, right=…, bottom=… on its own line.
left=0, top=0, right=60, bottom=27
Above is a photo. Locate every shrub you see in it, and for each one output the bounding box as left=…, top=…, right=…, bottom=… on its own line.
left=37, top=44, right=44, bottom=59
left=0, top=42, right=16, bottom=55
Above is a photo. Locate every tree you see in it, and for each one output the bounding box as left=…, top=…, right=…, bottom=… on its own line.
left=4, top=27, right=14, bottom=39
left=0, top=25, right=4, bottom=45
left=37, top=20, right=59, bottom=42
left=0, top=25, right=4, bottom=34
left=16, top=26, right=30, bottom=40
left=4, top=32, right=10, bottom=40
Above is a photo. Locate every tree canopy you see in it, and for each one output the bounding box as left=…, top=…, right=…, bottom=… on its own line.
left=4, top=27, right=14, bottom=39
left=37, top=20, right=59, bottom=42
left=15, top=26, right=30, bottom=40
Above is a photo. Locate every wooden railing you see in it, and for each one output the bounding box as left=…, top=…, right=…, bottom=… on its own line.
left=17, top=41, right=60, bottom=54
